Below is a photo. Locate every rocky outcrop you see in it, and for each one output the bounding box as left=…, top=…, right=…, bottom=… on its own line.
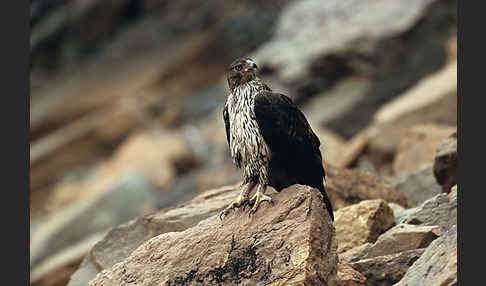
left=30, top=173, right=161, bottom=271
left=89, top=185, right=338, bottom=286
left=254, top=0, right=456, bottom=137
left=348, top=249, right=426, bottom=286
left=336, top=192, right=457, bottom=285
left=389, top=166, right=443, bottom=205
left=337, top=263, right=367, bottom=286
left=334, top=199, right=395, bottom=253
left=68, top=184, right=240, bottom=286
left=433, top=132, right=457, bottom=193
left=394, top=225, right=457, bottom=286
left=340, top=224, right=441, bottom=264
left=30, top=1, right=458, bottom=285
left=367, top=60, right=457, bottom=155
left=325, top=167, right=414, bottom=210
left=399, top=192, right=457, bottom=233
left=392, top=124, right=456, bottom=176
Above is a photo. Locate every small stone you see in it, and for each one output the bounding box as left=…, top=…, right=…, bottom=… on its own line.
left=394, top=226, right=457, bottom=286
left=334, top=199, right=395, bottom=253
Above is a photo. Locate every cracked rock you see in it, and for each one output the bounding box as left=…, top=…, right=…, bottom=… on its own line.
left=89, top=185, right=338, bottom=286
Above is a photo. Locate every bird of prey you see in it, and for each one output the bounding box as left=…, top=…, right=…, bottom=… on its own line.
left=220, top=57, right=334, bottom=221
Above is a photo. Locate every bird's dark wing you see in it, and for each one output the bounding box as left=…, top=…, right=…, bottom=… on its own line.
left=253, top=91, right=334, bottom=221
left=253, top=91, right=321, bottom=157
left=223, top=104, right=231, bottom=146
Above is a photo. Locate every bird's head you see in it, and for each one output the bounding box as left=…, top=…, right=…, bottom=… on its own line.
left=227, top=57, right=259, bottom=90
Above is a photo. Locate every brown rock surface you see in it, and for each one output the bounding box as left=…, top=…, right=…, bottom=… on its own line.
left=98, top=129, right=198, bottom=189
left=433, top=132, right=457, bottom=193
left=348, top=249, right=426, bottom=286
left=89, top=185, right=338, bottom=286
left=68, top=184, right=240, bottom=286
left=389, top=166, right=443, bottom=205
left=326, top=167, right=414, bottom=210
left=368, top=61, right=457, bottom=155
left=393, top=124, right=456, bottom=176
left=340, top=224, right=440, bottom=263
left=334, top=199, right=395, bottom=253
left=337, top=263, right=367, bottom=286
left=394, top=225, right=457, bottom=286
left=400, top=193, right=457, bottom=232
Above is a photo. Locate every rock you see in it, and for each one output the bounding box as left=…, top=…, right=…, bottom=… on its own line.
left=31, top=231, right=106, bottom=286
left=393, top=124, right=456, bottom=176
left=394, top=226, right=457, bottom=286
left=89, top=185, right=338, bottom=286
left=68, top=184, right=240, bottom=286
left=340, top=224, right=440, bottom=264
left=326, top=167, right=415, bottom=210
left=348, top=249, right=426, bottom=286
left=334, top=199, right=395, bottom=253
left=253, top=0, right=456, bottom=137
left=54, top=129, right=197, bottom=212
left=31, top=126, right=198, bottom=218
left=388, top=203, right=405, bottom=220
left=400, top=193, right=457, bottom=232
left=254, top=0, right=453, bottom=85
left=368, top=60, right=457, bottom=155
left=433, top=132, right=457, bottom=193
left=390, top=166, right=442, bottom=205
left=337, top=263, right=367, bottom=286
left=31, top=172, right=161, bottom=271
left=317, top=126, right=370, bottom=169
left=98, top=129, right=199, bottom=189
left=302, top=76, right=371, bottom=133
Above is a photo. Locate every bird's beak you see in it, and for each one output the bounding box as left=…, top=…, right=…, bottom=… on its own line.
left=246, top=60, right=258, bottom=71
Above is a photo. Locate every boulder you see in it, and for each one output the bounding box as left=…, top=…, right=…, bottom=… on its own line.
left=31, top=172, right=161, bottom=271
left=326, top=167, right=414, bottom=210
left=348, top=249, right=426, bottom=286
left=393, top=124, right=456, bottom=176
left=334, top=199, right=395, bottom=253
left=31, top=232, right=106, bottom=286
left=253, top=0, right=456, bottom=137
left=394, top=226, right=457, bottom=286
left=89, top=185, right=338, bottom=285
left=399, top=193, right=457, bottom=232
left=389, top=166, right=442, bottom=205
left=387, top=203, right=405, bottom=220
left=98, top=129, right=199, bottom=189
left=31, top=128, right=199, bottom=218
left=340, top=224, right=440, bottom=263
left=316, top=126, right=370, bottom=169
left=68, top=184, right=240, bottom=286
left=433, top=132, right=457, bottom=193
left=337, top=263, right=367, bottom=286
left=368, top=60, right=457, bottom=155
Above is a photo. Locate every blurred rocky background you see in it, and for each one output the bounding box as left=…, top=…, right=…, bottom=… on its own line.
left=30, top=0, right=457, bottom=285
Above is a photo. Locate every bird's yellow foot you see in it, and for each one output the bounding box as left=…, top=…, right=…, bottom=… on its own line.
left=248, top=190, right=272, bottom=216
left=219, top=194, right=249, bottom=220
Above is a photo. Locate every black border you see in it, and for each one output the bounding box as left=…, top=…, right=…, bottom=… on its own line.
left=2, top=0, right=30, bottom=285
left=456, top=0, right=463, bottom=284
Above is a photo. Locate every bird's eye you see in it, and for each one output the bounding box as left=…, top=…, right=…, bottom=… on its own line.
left=235, top=64, right=243, bottom=71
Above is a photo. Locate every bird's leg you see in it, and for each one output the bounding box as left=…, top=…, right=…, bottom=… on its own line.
left=219, top=182, right=255, bottom=220
left=248, top=184, right=273, bottom=215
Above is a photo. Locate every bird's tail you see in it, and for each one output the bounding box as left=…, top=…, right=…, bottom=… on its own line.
left=317, top=184, right=334, bottom=221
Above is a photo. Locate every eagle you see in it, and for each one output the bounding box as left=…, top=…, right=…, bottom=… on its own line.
left=220, top=57, right=334, bottom=221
